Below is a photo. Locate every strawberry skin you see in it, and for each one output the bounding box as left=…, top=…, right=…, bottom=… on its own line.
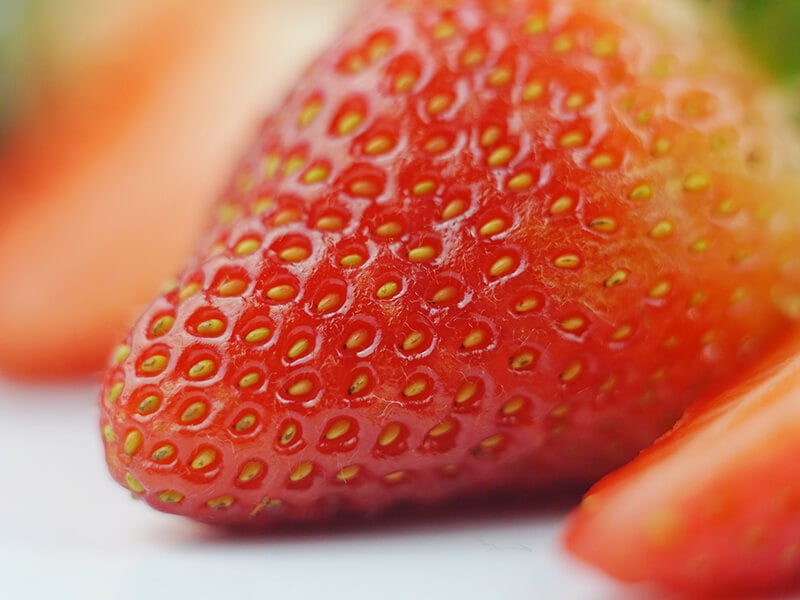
left=100, top=0, right=800, bottom=525
left=564, top=337, right=800, bottom=596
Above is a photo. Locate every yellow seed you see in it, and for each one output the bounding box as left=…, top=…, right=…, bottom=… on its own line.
left=197, top=319, right=225, bottom=336
left=238, top=462, right=263, bottom=483
left=188, top=359, right=216, bottom=379
left=234, top=413, right=257, bottom=432
left=432, top=285, right=457, bottom=304
left=462, top=329, right=487, bottom=349
left=649, top=281, right=671, bottom=298
left=522, top=80, right=545, bottom=101
left=235, top=238, right=260, bottom=256
left=393, top=72, right=417, bottom=93
left=515, top=296, right=539, bottom=313
left=565, top=93, right=585, bottom=110
left=325, top=419, right=351, bottom=441
left=510, top=351, right=536, bottom=370
left=137, top=394, right=160, bottom=415
left=690, top=290, right=707, bottom=307
left=559, top=131, right=585, bottom=147
left=252, top=196, right=274, bottom=215
left=262, top=154, right=280, bottom=178
left=302, top=165, right=330, bottom=184
left=549, top=196, right=573, bottom=215
left=289, top=462, right=314, bottom=482
left=124, top=430, right=143, bottom=456
left=384, top=471, right=407, bottom=484
left=589, top=217, right=617, bottom=233
left=600, top=375, right=618, bottom=392
left=489, top=255, right=516, bottom=278
left=730, top=287, right=747, bottom=304
left=238, top=372, right=261, bottom=388
left=649, top=221, right=674, bottom=238
left=125, top=472, right=144, bottom=493
left=630, top=184, right=653, bottom=200
left=344, top=329, right=371, bottom=350
left=612, top=324, right=633, bottom=341
left=113, top=344, right=131, bottom=364
left=554, top=254, right=581, bottom=269
left=266, top=284, right=297, bottom=301
left=487, top=146, right=514, bottom=167
left=487, top=66, right=512, bottom=87
left=340, top=253, right=365, bottom=268
left=297, top=100, right=322, bottom=128
left=592, top=35, right=617, bottom=57
left=524, top=13, right=547, bottom=34
left=590, top=153, right=615, bottom=169
left=560, top=317, right=585, bottom=332
left=316, top=292, right=342, bottom=313
left=181, top=401, right=207, bottom=423
left=561, top=361, right=582, bottom=382
left=479, top=218, right=507, bottom=237
left=217, top=279, right=247, bottom=297
left=502, top=396, right=525, bottom=416
left=376, top=281, right=400, bottom=299
left=284, top=155, right=306, bottom=176
left=107, top=381, right=124, bottom=404
left=364, top=135, right=394, bottom=155
left=336, top=111, right=364, bottom=136
left=479, top=434, right=504, bottom=449
left=424, top=136, right=450, bottom=154
left=191, top=448, right=217, bottom=470
left=480, top=126, right=502, bottom=147
left=349, top=179, right=380, bottom=197
left=287, top=338, right=311, bottom=360
left=378, top=423, right=402, bottom=446
left=683, top=173, right=710, bottom=192
left=429, top=421, right=453, bottom=437
left=376, top=222, right=403, bottom=237
left=337, top=465, right=360, bottom=482
left=348, top=372, right=370, bottom=395
left=207, top=496, right=234, bottom=509
left=427, top=93, right=453, bottom=115
left=102, top=424, right=117, bottom=443
left=279, top=246, right=311, bottom=263
left=653, top=137, right=671, bottom=155
left=158, top=490, right=183, bottom=504
left=433, top=19, right=456, bottom=39
left=287, top=379, right=314, bottom=396
left=461, top=46, right=486, bottom=67
left=316, top=215, right=344, bottom=231
left=455, top=380, right=479, bottom=405
left=690, top=239, right=709, bottom=254
left=552, top=34, right=573, bottom=53
left=715, top=198, right=737, bottom=215
left=279, top=423, right=297, bottom=445
left=140, top=354, right=168, bottom=374
left=245, top=327, right=271, bottom=343
left=412, top=180, right=436, bottom=195
left=551, top=404, right=570, bottom=418
left=644, top=508, right=686, bottom=550
left=507, top=171, right=534, bottom=190
left=605, top=270, right=628, bottom=287
left=178, top=282, right=202, bottom=301
left=273, top=209, right=301, bottom=225
left=408, top=246, right=437, bottom=262
left=441, top=198, right=468, bottom=221
left=402, top=331, right=425, bottom=351
left=149, top=316, right=174, bottom=337
left=403, top=377, right=428, bottom=397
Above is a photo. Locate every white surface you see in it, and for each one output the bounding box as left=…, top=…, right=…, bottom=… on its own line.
left=0, top=378, right=660, bottom=600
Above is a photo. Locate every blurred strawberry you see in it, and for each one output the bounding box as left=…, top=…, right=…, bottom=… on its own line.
left=0, top=0, right=358, bottom=380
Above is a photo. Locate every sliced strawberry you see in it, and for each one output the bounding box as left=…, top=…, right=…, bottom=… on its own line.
left=99, top=0, right=800, bottom=526
left=0, top=0, right=357, bottom=379
left=564, top=337, right=800, bottom=596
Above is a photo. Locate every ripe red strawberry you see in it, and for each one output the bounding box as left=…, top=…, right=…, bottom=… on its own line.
left=100, top=0, right=800, bottom=525
left=564, top=336, right=800, bottom=596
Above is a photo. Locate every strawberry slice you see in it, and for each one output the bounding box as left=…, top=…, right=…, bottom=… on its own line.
left=564, top=338, right=800, bottom=596
left=99, top=0, right=800, bottom=526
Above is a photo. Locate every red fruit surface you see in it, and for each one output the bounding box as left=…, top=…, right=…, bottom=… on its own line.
left=100, top=0, right=800, bottom=525
left=564, top=337, right=800, bottom=597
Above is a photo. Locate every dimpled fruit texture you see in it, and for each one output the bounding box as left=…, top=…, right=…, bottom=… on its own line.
left=100, top=0, right=800, bottom=525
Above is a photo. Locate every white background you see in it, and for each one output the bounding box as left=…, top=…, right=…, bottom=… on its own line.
left=0, top=377, right=671, bottom=600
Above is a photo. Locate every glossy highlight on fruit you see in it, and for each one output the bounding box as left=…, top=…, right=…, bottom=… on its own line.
left=100, top=0, right=800, bottom=526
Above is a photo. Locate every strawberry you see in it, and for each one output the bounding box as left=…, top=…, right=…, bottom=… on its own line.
left=100, top=0, right=800, bottom=525
left=564, top=336, right=800, bottom=597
